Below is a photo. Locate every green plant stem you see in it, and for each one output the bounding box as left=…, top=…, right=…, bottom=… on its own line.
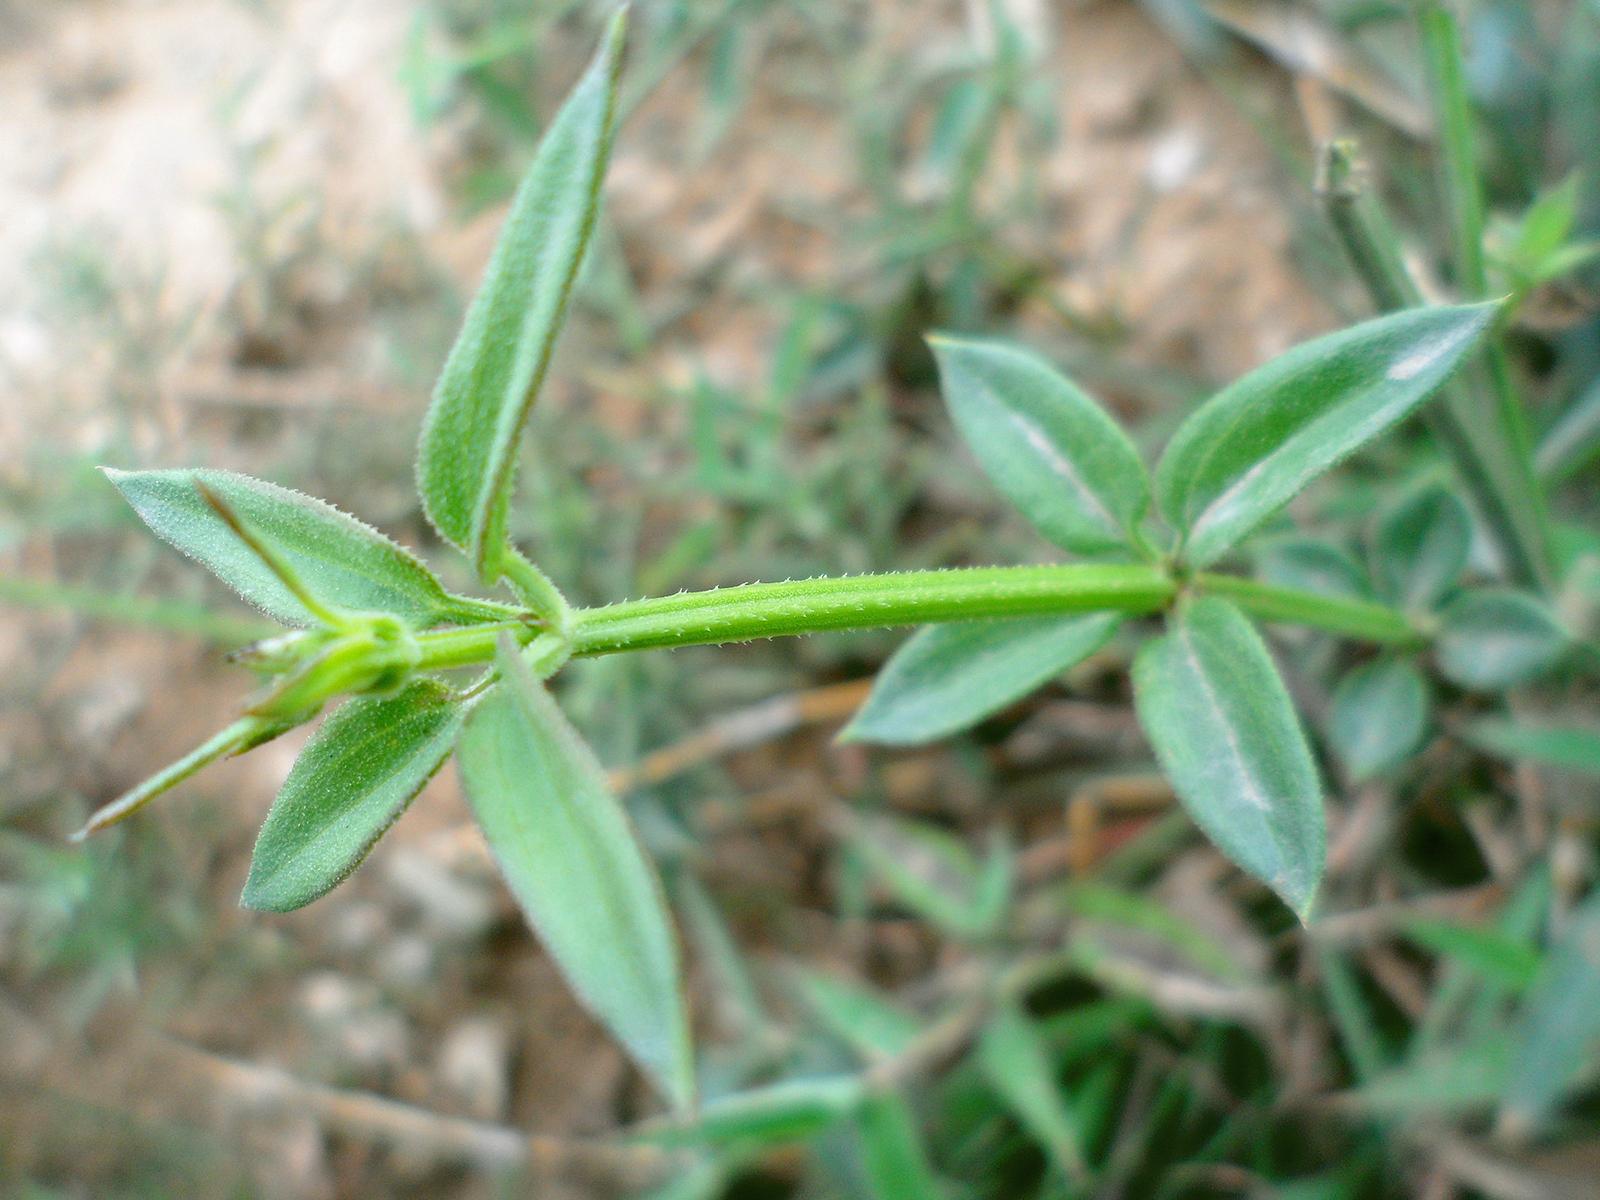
left=1417, top=5, right=1487, bottom=296
left=1315, top=139, right=1550, bottom=589
left=1414, top=6, right=1552, bottom=590
left=571, top=565, right=1176, bottom=655
left=1192, top=574, right=1422, bottom=646
left=413, top=566, right=1421, bottom=668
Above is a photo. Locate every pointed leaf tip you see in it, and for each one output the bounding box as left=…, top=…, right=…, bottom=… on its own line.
left=1132, top=597, right=1325, bottom=920
left=457, top=640, right=694, bottom=1110
left=242, top=681, right=465, bottom=912
left=1157, top=304, right=1496, bottom=567
left=415, top=13, right=629, bottom=580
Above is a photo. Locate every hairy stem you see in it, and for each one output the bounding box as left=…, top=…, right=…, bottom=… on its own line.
left=412, top=565, right=1422, bottom=669
left=570, top=565, right=1176, bottom=655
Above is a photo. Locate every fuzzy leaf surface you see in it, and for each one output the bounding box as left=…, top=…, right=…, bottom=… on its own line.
left=1328, top=658, right=1430, bottom=782
left=931, top=336, right=1149, bottom=555
left=242, top=681, right=464, bottom=911
left=1502, top=890, right=1600, bottom=1131
left=106, top=467, right=496, bottom=628
left=1374, top=482, right=1472, bottom=611
left=416, top=11, right=626, bottom=578
left=1131, top=596, right=1325, bottom=919
left=1435, top=589, right=1567, bottom=689
left=844, top=613, right=1120, bottom=745
left=1156, top=304, right=1496, bottom=567
left=457, top=638, right=693, bottom=1110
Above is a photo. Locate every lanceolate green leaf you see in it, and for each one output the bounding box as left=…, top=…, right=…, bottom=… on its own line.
left=854, top=1090, right=945, bottom=1200
left=1434, top=589, right=1568, bottom=689
left=843, top=613, right=1121, bottom=745
left=1374, top=482, right=1471, bottom=611
left=1156, top=304, right=1496, bottom=567
left=1131, top=596, right=1325, bottom=920
left=929, top=336, right=1150, bottom=556
left=106, top=468, right=501, bottom=628
left=416, top=10, right=628, bottom=580
left=457, top=638, right=692, bottom=1109
left=242, top=681, right=465, bottom=912
left=1327, top=658, right=1430, bottom=782
left=975, top=1003, right=1086, bottom=1182
left=637, top=1077, right=864, bottom=1148
left=796, top=970, right=922, bottom=1061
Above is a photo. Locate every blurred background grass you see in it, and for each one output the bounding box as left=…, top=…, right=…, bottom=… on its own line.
left=2, top=1, right=1599, bottom=1196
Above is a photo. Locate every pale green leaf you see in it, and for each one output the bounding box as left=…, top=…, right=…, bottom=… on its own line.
left=457, top=638, right=693, bottom=1110
left=416, top=10, right=627, bottom=579
left=796, top=970, right=922, bottom=1061
left=1156, top=304, right=1496, bottom=567
left=1131, top=596, right=1325, bottom=920
left=854, top=1090, right=944, bottom=1200
left=1537, top=376, right=1600, bottom=484
left=1353, top=1038, right=1512, bottom=1117
left=1254, top=536, right=1371, bottom=601
left=975, top=1003, right=1086, bottom=1181
left=843, top=613, right=1120, bottom=745
left=930, top=335, right=1150, bottom=556
left=1373, top=482, right=1471, bottom=611
left=1461, top=719, right=1600, bottom=775
left=1502, top=891, right=1600, bottom=1131
left=1435, top=589, right=1568, bottom=689
left=637, top=1077, right=864, bottom=1148
left=242, top=681, right=464, bottom=912
left=1327, top=658, right=1430, bottom=782
left=850, top=816, right=1012, bottom=939
left=105, top=467, right=501, bottom=628
left=1402, top=920, right=1540, bottom=991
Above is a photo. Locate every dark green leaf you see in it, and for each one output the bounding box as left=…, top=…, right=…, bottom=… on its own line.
left=1156, top=304, right=1496, bottom=567
left=976, top=1003, right=1086, bottom=1181
left=1327, top=658, right=1430, bottom=782
left=1502, top=891, right=1600, bottom=1132
left=843, top=613, right=1120, bottom=745
left=416, top=11, right=627, bottom=579
left=1373, top=482, right=1471, bottom=611
left=1131, top=596, right=1324, bottom=920
left=457, top=638, right=693, bottom=1110
left=242, top=681, right=464, bottom=911
left=1435, top=589, right=1567, bottom=689
left=1460, top=719, right=1600, bottom=775
left=638, top=1077, right=864, bottom=1148
left=854, top=1090, right=944, bottom=1200
left=105, top=468, right=500, bottom=628
left=930, top=336, right=1150, bottom=556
